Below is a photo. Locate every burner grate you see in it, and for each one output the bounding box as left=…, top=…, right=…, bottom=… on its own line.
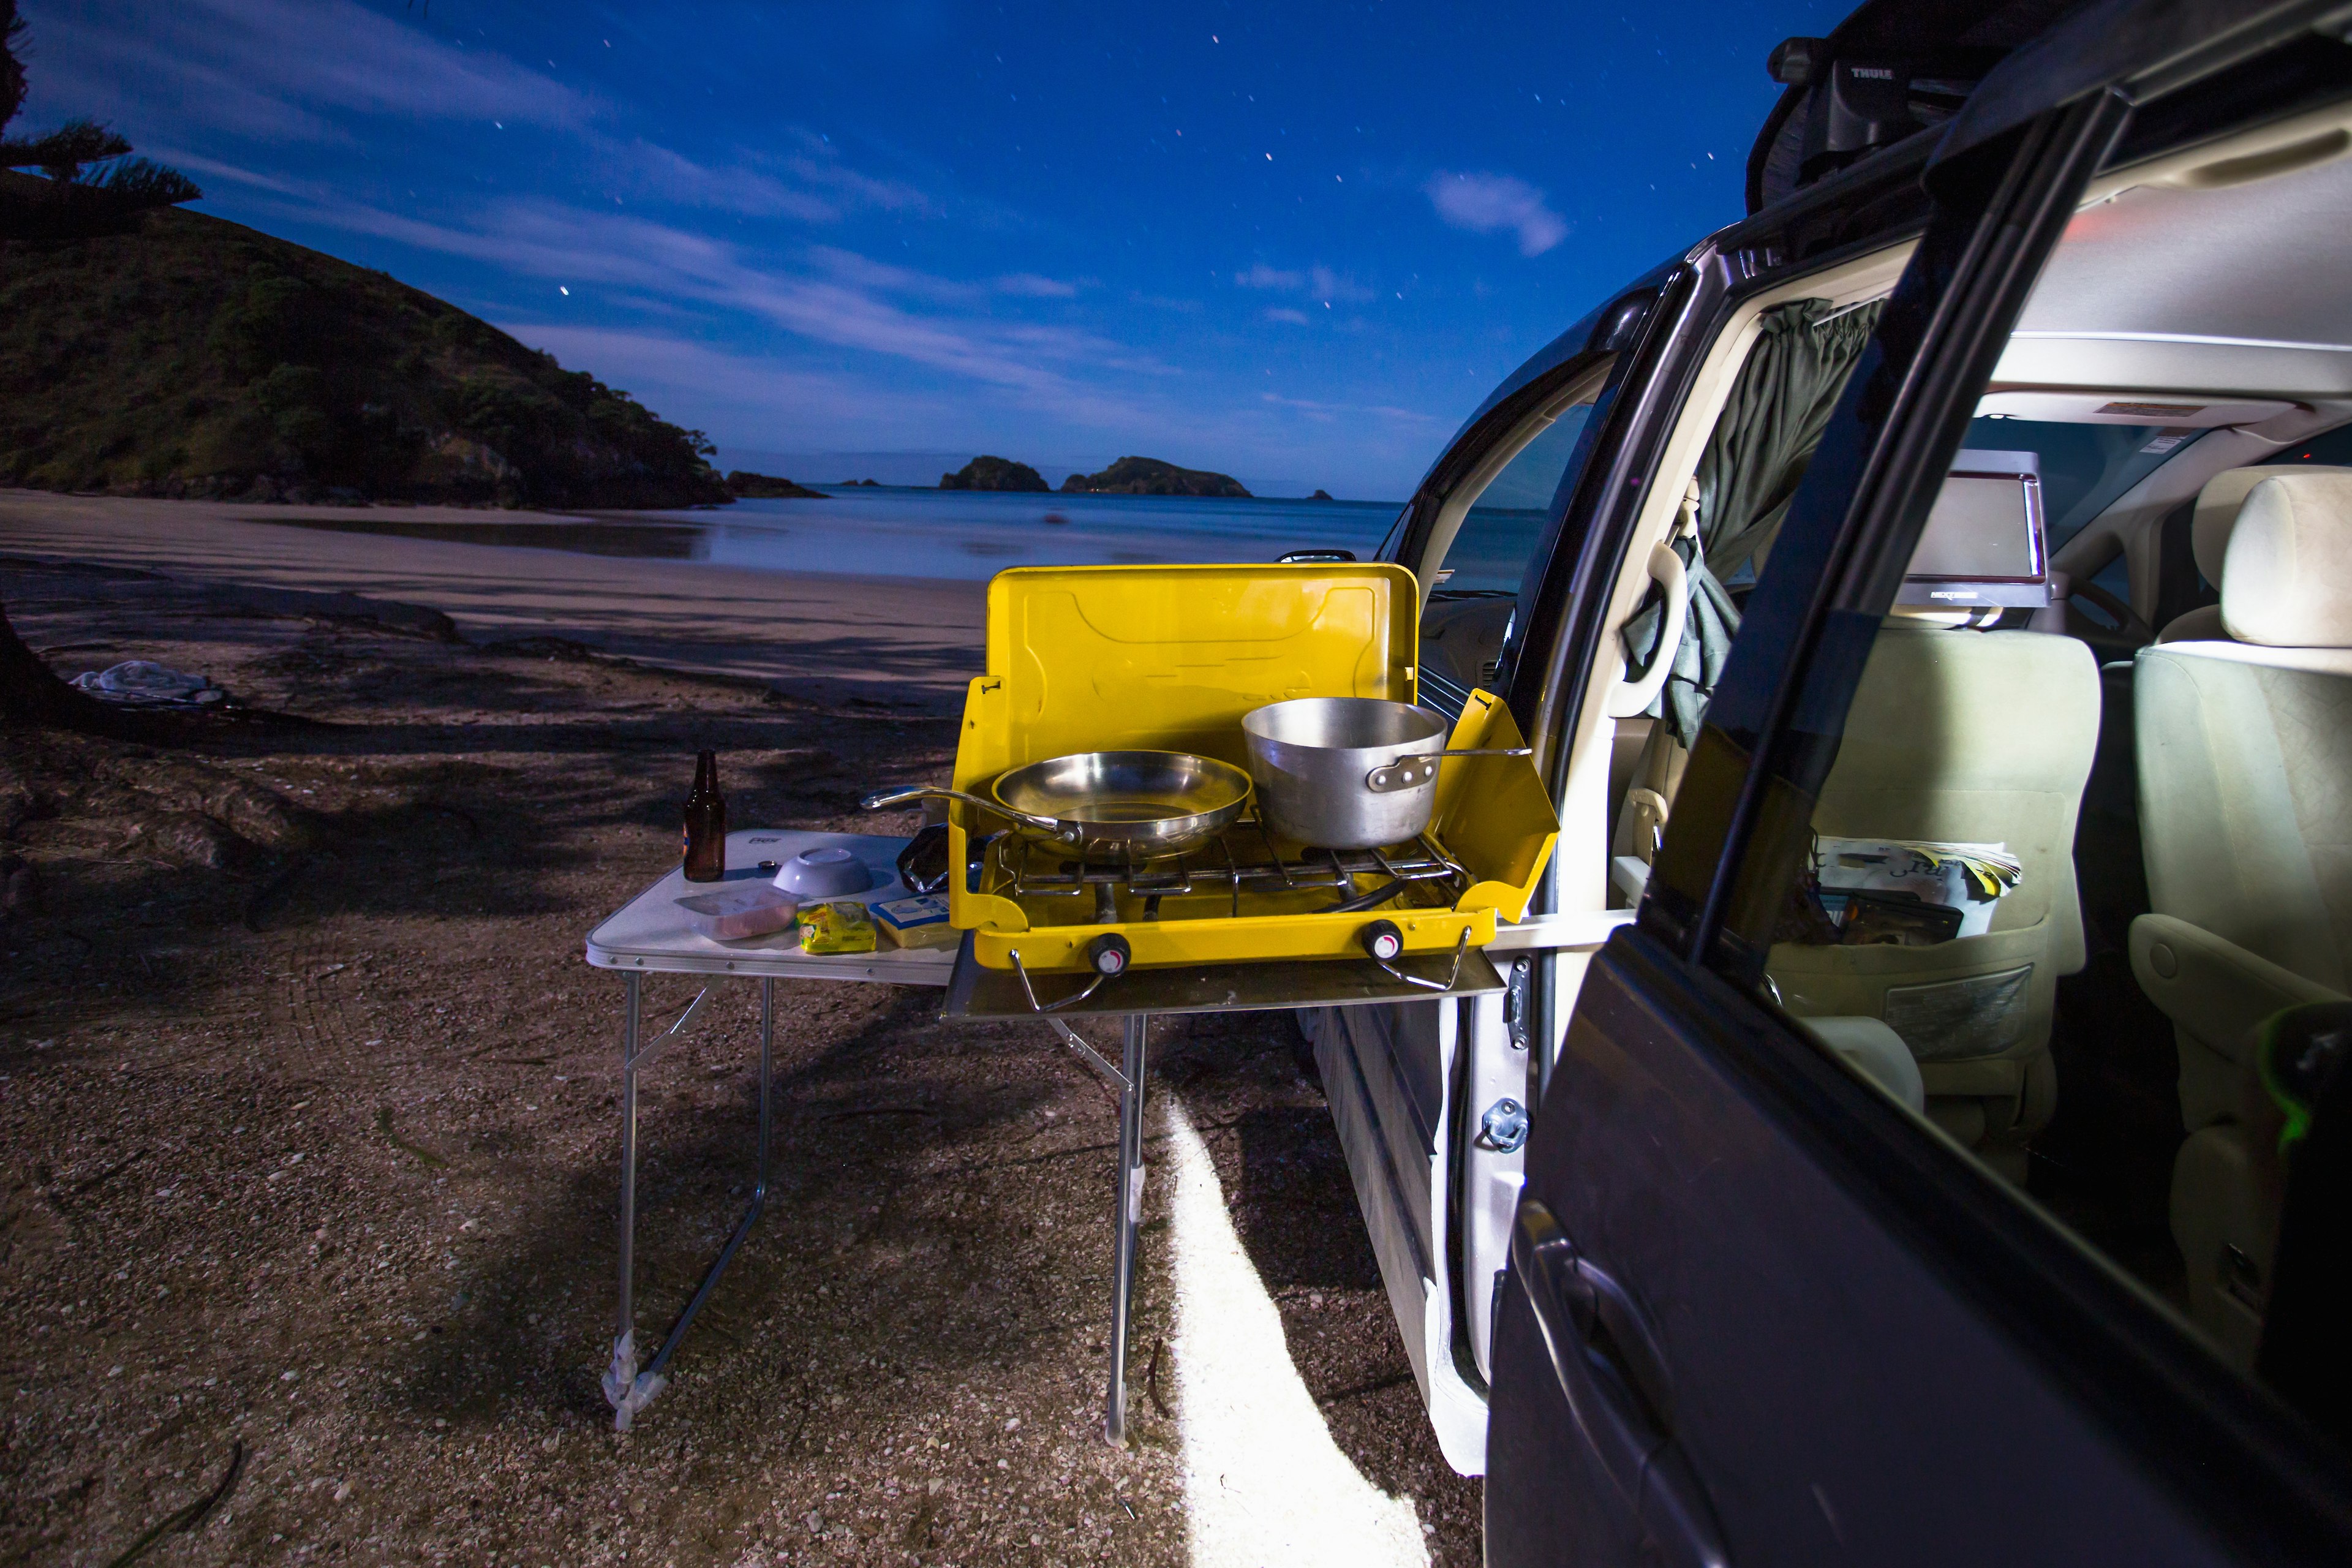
left=986, top=819, right=1472, bottom=922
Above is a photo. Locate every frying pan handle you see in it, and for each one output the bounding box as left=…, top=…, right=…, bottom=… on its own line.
left=860, top=786, right=1076, bottom=842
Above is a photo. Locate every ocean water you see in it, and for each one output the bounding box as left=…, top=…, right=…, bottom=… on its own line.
left=643, top=487, right=1403, bottom=581
left=263, top=485, right=1570, bottom=591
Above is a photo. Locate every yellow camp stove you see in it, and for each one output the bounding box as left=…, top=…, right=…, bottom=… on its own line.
left=976, top=818, right=1485, bottom=1008
left=913, top=560, right=1559, bottom=1019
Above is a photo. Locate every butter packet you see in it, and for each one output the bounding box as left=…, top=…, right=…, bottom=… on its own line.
left=800, top=900, right=876, bottom=955
left=873, top=894, right=956, bottom=951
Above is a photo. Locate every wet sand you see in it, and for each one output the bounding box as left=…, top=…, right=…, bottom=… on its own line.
left=0, top=490, right=988, bottom=714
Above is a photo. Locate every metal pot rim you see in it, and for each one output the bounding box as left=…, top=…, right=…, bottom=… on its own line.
left=1241, top=696, right=1447, bottom=756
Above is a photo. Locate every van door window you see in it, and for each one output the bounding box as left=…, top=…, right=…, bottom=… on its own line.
left=1706, top=115, right=2352, bottom=1441
left=1437, top=406, right=1592, bottom=592
left=1610, top=298, right=1883, bottom=905
left=1418, top=388, right=1600, bottom=712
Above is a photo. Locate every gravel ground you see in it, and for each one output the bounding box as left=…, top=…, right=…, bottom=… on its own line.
left=0, top=556, right=1480, bottom=1567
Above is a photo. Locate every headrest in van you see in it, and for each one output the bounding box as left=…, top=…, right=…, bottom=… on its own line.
left=2222, top=472, right=2352, bottom=647
left=2192, top=465, right=2351, bottom=586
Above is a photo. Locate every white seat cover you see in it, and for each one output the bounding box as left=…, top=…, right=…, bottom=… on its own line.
left=2134, top=469, right=2352, bottom=1361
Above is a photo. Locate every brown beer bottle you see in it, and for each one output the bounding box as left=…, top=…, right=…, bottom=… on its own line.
left=682, top=750, right=726, bottom=881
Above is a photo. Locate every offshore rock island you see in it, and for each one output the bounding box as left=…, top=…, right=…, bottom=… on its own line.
left=1060, top=455, right=1250, bottom=497
left=938, top=454, right=1049, bottom=492
left=725, top=470, right=825, bottom=499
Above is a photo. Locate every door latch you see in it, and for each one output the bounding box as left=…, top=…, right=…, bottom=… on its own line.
left=1479, top=1097, right=1530, bottom=1153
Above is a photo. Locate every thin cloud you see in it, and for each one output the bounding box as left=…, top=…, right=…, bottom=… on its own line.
left=243, top=184, right=1161, bottom=416
left=1235, top=264, right=1305, bottom=290
left=610, top=141, right=843, bottom=222
left=1423, top=171, right=1568, bottom=256
left=1262, top=307, right=1312, bottom=326
left=1262, top=391, right=1441, bottom=424
left=1237, top=262, right=1373, bottom=304
left=500, top=323, right=955, bottom=448
left=995, top=273, right=1079, bottom=298
left=1308, top=266, right=1375, bottom=304
left=24, top=0, right=588, bottom=143
left=31, top=0, right=924, bottom=230
left=778, top=137, right=928, bottom=213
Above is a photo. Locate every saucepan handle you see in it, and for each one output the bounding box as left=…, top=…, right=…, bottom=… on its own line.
left=1365, top=747, right=1532, bottom=794
left=861, top=786, right=1076, bottom=842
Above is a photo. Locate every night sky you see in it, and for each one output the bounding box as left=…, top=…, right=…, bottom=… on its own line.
left=23, top=0, right=1844, bottom=497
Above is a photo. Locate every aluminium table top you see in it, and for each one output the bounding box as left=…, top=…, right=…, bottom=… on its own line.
left=585, top=829, right=1625, bottom=993
left=584, top=829, right=956, bottom=985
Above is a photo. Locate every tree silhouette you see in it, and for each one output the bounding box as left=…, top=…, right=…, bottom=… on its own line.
left=0, top=0, right=198, bottom=733
left=0, top=0, right=202, bottom=241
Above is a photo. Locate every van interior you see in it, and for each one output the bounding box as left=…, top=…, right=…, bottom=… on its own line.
left=1412, top=102, right=2352, bottom=1380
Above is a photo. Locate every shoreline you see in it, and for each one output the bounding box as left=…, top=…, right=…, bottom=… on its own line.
left=0, top=488, right=988, bottom=714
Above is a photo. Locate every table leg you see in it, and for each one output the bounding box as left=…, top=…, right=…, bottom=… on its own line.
left=1105, top=1011, right=1150, bottom=1443
left=603, top=972, right=646, bottom=1425
left=644, top=976, right=775, bottom=1381
left=604, top=976, right=777, bottom=1431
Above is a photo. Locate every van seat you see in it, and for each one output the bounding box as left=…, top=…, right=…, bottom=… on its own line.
left=1772, top=619, right=2100, bottom=1180
left=2135, top=469, right=2352, bottom=1362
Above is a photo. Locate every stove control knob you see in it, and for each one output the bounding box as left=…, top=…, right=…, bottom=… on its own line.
left=1360, top=919, right=1404, bottom=963
left=1087, top=933, right=1131, bottom=977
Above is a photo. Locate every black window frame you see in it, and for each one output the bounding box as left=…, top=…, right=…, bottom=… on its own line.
left=1609, top=21, right=2352, bottom=1554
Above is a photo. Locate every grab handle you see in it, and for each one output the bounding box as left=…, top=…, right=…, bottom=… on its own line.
left=861, top=785, right=1076, bottom=842
left=1605, top=540, right=1691, bottom=720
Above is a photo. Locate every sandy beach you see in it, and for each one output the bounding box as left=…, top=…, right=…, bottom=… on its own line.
left=0, top=503, right=1478, bottom=1567
left=1, top=490, right=990, bottom=714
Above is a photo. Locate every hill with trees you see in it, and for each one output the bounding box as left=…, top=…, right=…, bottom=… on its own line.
left=0, top=190, right=730, bottom=509
left=940, top=455, right=1048, bottom=492
left=0, top=0, right=726, bottom=514
left=1060, top=456, right=1249, bottom=497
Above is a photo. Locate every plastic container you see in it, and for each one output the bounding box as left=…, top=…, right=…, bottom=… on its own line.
left=673, top=884, right=799, bottom=941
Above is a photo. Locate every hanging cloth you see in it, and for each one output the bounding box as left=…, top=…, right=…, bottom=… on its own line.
left=1619, top=297, right=1885, bottom=746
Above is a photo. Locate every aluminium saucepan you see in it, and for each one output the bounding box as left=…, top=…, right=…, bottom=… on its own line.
left=862, top=750, right=1253, bottom=854
left=1242, top=696, right=1529, bottom=850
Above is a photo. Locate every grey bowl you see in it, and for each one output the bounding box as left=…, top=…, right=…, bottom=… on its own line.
left=772, top=845, right=874, bottom=899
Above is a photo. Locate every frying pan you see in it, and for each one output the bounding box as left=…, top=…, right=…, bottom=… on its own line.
left=862, top=750, right=1253, bottom=853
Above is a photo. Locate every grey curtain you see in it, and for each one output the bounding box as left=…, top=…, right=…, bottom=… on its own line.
left=1623, top=298, right=1885, bottom=745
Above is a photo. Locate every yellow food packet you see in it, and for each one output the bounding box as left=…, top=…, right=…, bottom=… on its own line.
left=800, top=900, right=876, bottom=955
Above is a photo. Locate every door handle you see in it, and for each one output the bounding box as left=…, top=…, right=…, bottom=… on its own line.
left=1512, top=1197, right=1730, bottom=1568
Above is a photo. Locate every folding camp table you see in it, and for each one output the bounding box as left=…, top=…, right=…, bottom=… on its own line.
left=584, top=826, right=1505, bottom=1439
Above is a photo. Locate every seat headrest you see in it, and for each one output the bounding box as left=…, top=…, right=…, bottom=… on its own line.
left=2222, top=473, right=2352, bottom=647
left=2192, top=464, right=2351, bottom=586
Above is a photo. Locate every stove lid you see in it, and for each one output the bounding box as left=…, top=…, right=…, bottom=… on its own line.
left=978, top=562, right=1420, bottom=773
